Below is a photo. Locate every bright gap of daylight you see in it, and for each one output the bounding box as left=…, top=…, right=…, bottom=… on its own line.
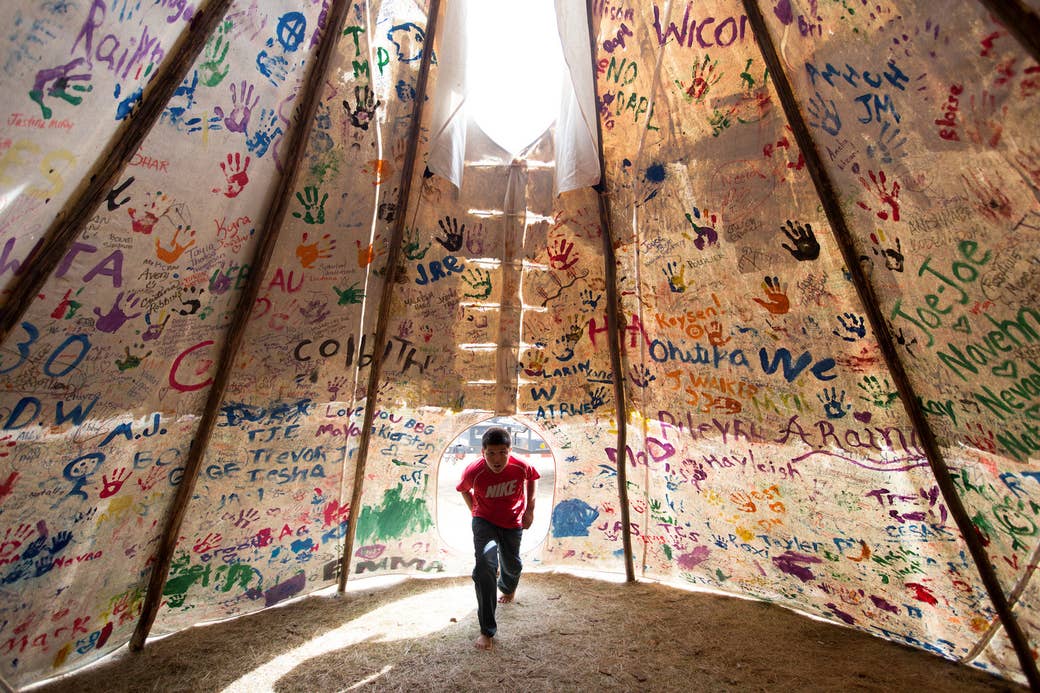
left=466, top=0, right=566, bottom=155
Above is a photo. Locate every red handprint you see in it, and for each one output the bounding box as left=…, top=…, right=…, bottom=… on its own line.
left=214, top=152, right=251, bottom=198
left=193, top=532, right=223, bottom=553
left=856, top=170, right=901, bottom=222
left=99, top=468, right=131, bottom=499
left=547, top=238, right=578, bottom=270
left=0, top=470, right=19, bottom=502
left=136, top=465, right=166, bottom=492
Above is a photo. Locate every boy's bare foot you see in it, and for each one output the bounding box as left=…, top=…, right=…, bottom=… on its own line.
left=498, top=592, right=514, bottom=604
left=474, top=634, right=494, bottom=650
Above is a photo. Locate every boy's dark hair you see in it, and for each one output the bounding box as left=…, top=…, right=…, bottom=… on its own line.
left=481, top=426, right=511, bottom=448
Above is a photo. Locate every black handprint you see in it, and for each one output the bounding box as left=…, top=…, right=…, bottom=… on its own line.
left=588, top=387, right=608, bottom=408
left=343, top=85, right=381, bottom=130
left=870, top=230, right=904, bottom=272
left=780, top=220, right=820, bottom=261
left=435, top=216, right=465, bottom=251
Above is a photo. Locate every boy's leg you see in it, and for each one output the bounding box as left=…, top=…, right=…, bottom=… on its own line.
left=496, top=527, right=524, bottom=600
left=471, top=517, right=499, bottom=640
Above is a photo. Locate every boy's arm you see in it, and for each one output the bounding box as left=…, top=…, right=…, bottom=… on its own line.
left=460, top=490, right=474, bottom=512
left=522, top=478, right=536, bottom=529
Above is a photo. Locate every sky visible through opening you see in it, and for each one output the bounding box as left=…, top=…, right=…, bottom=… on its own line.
left=466, top=0, right=566, bottom=155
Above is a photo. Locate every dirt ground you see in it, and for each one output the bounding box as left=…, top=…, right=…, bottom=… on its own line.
left=31, top=572, right=1023, bottom=693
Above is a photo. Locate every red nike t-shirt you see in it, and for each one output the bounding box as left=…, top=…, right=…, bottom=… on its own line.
left=457, top=455, right=540, bottom=529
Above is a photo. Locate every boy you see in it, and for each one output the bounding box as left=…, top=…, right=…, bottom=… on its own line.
left=457, top=426, right=540, bottom=650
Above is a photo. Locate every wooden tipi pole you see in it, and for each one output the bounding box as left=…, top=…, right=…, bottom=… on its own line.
left=586, top=0, right=634, bottom=583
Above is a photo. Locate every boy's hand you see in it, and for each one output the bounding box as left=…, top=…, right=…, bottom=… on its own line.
left=522, top=507, right=534, bottom=529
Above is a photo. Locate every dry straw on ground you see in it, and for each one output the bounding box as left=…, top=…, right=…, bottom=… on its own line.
left=34, top=572, right=1021, bottom=692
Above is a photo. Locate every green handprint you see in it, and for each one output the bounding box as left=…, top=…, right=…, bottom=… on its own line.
left=333, top=282, right=364, bottom=305
left=403, top=226, right=431, bottom=260
left=857, top=375, right=899, bottom=408
left=293, top=186, right=328, bottom=224
left=199, top=20, right=233, bottom=87
left=461, top=267, right=492, bottom=300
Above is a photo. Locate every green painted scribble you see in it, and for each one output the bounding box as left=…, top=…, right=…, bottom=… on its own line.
left=354, top=485, right=432, bottom=544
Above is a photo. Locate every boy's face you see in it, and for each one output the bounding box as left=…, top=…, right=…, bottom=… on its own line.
left=482, top=444, right=511, bottom=473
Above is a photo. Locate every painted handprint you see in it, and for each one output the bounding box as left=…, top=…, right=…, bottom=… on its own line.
left=894, top=327, right=918, bottom=357
left=752, top=276, right=790, bottom=315
left=293, top=186, right=328, bottom=224
left=962, top=171, right=1012, bottom=222
left=832, top=312, right=866, bottom=341
left=215, top=81, right=259, bottom=133
left=99, top=468, right=131, bottom=499
left=866, top=120, right=907, bottom=164
left=630, top=364, right=655, bottom=387
left=155, top=225, right=196, bottom=263
left=869, top=230, right=904, bottom=271
left=965, top=91, right=1006, bottom=148
left=94, top=292, right=142, bottom=333
left=807, top=91, right=841, bottom=135
left=461, top=267, right=492, bottom=300
left=327, top=376, right=349, bottom=399
left=0, top=471, right=19, bottom=503
left=856, top=170, right=901, bottom=222
left=246, top=107, right=283, bottom=158
left=964, top=423, right=997, bottom=454
left=364, top=159, right=393, bottom=185
left=817, top=387, right=850, bottom=419
left=142, top=313, right=170, bottom=341
left=707, top=320, right=731, bottom=347
left=355, top=238, right=384, bottom=268
left=684, top=207, right=718, bottom=250
left=199, top=20, right=232, bottom=86
left=435, top=216, right=465, bottom=251
left=779, top=220, right=819, bottom=261
left=299, top=299, right=331, bottom=325
left=333, top=282, right=364, bottom=305
left=378, top=187, right=399, bottom=222
left=257, top=49, right=290, bottom=86
left=547, top=238, right=578, bottom=271
left=663, top=261, right=687, bottom=293
left=128, top=191, right=171, bottom=234
left=677, top=54, right=721, bottom=102
left=296, top=232, right=335, bottom=268
left=580, top=289, right=601, bottom=310
left=311, top=101, right=334, bottom=153
left=29, top=57, right=93, bottom=119
left=213, top=152, right=251, bottom=198
left=587, top=386, right=608, bottom=409
left=115, top=345, right=151, bottom=371
left=343, top=85, right=381, bottom=130
left=403, top=226, right=431, bottom=260
left=857, top=375, right=899, bottom=408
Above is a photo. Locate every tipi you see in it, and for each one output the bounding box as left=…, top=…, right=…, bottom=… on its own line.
left=1, top=0, right=1039, bottom=688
